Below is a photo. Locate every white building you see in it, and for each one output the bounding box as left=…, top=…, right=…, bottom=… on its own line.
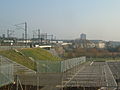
left=96, top=41, right=105, bottom=48
left=87, top=42, right=96, bottom=48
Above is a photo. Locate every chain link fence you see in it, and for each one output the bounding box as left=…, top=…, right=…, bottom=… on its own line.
left=36, top=56, right=86, bottom=73
left=0, top=57, right=14, bottom=87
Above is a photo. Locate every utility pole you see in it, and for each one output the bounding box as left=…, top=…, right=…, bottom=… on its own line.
left=45, top=33, right=47, bottom=44
left=51, top=34, right=53, bottom=41
left=22, top=33, right=24, bottom=39
left=46, top=34, right=54, bottom=43
left=7, top=29, right=10, bottom=38
left=7, top=29, right=14, bottom=38
left=14, top=22, right=28, bottom=47
left=33, top=30, right=37, bottom=39
left=33, top=33, right=35, bottom=39
left=38, top=29, right=40, bottom=45
left=37, top=73, right=39, bottom=90
left=25, top=22, right=27, bottom=47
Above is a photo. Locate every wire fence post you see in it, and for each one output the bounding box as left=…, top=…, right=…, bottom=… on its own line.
left=37, top=73, right=39, bottom=90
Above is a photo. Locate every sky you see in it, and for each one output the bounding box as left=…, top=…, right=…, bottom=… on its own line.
left=0, top=0, right=120, bottom=41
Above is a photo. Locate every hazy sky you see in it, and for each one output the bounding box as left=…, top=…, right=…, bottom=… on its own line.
left=0, top=0, right=120, bottom=40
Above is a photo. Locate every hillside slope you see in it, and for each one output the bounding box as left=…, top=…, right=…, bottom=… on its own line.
left=20, top=48, right=60, bottom=60
left=0, top=48, right=61, bottom=70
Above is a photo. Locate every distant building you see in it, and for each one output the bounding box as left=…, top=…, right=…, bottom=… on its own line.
left=90, top=40, right=106, bottom=48
left=87, top=41, right=96, bottom=48
left=96, top=41, right=105, bottom=48
left=106, top=41, right=120, bottom=48
left=80, top=33, right=86, bottom=40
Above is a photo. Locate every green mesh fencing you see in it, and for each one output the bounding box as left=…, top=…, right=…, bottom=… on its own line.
left=37, top=60, right=61, bottom=73
left=61, top=57, right=86, bottom=72
left=37, top=56, right=86, bottom=73
left=0, top=62, right=14, bottom=87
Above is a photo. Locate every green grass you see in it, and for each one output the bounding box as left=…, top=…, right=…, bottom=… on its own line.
left=0, top=48, right=61, bottom=70
left=0, top=49, right=35, bottom=70
left=20, top=48, right=61, bottom=61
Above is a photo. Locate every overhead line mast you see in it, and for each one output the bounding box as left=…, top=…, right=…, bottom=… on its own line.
left=14, top=22, right=28, bottom=47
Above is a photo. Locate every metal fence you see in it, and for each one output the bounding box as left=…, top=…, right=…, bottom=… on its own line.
left=36, top=56, right=86, bottom=73
left=0, top=58, right=14, bottom=87
left=35, top=56, right=86, bottom=90
left=0, top=46, right=30, bottom=51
